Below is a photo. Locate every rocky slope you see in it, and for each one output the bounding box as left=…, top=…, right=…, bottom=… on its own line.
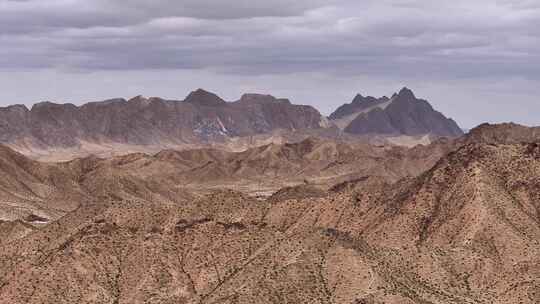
left=0, top=123, right=539, bottom=303
left=328, top=94, right=390, bottom=120
left=0, top=89, right=327, bottom=149
left=463, top=122, right=540, bottom=144
left=86, top=136, right=456, bottom=197
left=330, top=88, right=463, bottom=138
left=0, top=144, right=195, bottom=227
left=0, top=134, right=454, bottom=225
left=0, top=145, right=87, bottom=224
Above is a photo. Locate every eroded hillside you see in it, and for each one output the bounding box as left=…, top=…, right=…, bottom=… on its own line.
left=0, top=124, right=539, bottom=303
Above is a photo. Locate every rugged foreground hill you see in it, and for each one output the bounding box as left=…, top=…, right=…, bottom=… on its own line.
left=0, top=124, right=539, bottom=303
left=100, top=137, right=454, bottom=196
left=0, top=136, right=453, bottom=224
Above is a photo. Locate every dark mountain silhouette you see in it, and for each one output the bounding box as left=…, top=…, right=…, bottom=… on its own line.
left=330, top=87, right=464, bottom=137
left=328, top=94, right=389, bottom=120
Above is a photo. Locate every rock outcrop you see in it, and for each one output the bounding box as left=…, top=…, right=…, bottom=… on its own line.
left=331, top=87, right=464, bottom=137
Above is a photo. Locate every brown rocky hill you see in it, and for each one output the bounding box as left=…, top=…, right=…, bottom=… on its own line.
left=0, top=89, right=327, bottom=149
left=0, top=144, right=195, bottom=227
left=97, top=137, right=455, bottom=196
left=330, top=87, right=463, bottom=138
left=0, top=122, right=529, bottom=225
left=0, top=124, right=539, bottom=303
left=0, top=135, right=453, bottom=226
left=0, top=145, right=87, bottom=224
left=463, top=122, right=540, bottom=144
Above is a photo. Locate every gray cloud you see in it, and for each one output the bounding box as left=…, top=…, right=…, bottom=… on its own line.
left=0, top=0, right=539, bottom=128
left=0, top=0, right=336, bottom=33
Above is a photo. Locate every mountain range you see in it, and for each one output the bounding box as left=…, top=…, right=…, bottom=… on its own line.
left=0, top=87, right=462, bottom=160
left=5, top=87, right=539, bottom=304
left=0, top=123, right=539, bottom=303
left=0, top=89, right=324, bottom=146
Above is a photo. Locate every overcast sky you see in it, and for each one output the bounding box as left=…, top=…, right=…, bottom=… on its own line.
left=0, top=0, right=539, bottom=128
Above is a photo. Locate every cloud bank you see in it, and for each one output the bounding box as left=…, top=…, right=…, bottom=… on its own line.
left=0, top=0, right=539, bottom=127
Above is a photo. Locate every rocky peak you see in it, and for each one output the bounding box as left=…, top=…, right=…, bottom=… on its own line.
left=351, top=94, right=364, bottom=103
left=239, top=93, right=291, bottom=105
left=30, top=101, right=78, bottom=113
left=127, top=95, right=145, bottom=102
left=31, top=101, right=55, bottom=111
left=329, top=93, right=388, bottom=120
left=396, top=87, right=416, bottom=100
left=351, top=94, right=381, bottom=105
left=0, top=104, right=29, bottom=115
left=341, top=87, right=464, bottom=137
left=184, top=89, right=226, bottom=107
left=127, top=95, right=152, bottom=106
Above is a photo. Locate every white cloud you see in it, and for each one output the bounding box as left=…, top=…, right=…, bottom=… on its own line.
left=0, top=0, right=539, bottom=127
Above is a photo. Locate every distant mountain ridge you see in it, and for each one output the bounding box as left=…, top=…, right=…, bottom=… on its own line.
left=0, top=89, right=326, bottom=148
left=329, top=94, right=390, bottom=120
left=0, top=87, right=464, bottom=158
left=330, top=87, right=463, bottom=138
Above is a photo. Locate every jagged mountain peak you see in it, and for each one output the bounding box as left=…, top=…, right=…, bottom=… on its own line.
left=351, top=93, right=364, bottom=102
left=396, top=86, right=416, bottom=99
left=333, top=87, right=463, bottom=138
left=329, top=93, right=389, bottom=120
left=352, top=94, right=383, bottom=104
left=184, top=88, right=226, bottom=106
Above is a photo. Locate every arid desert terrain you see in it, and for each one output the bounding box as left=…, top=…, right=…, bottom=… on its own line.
left=0, top=87, right=539, bottom=303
